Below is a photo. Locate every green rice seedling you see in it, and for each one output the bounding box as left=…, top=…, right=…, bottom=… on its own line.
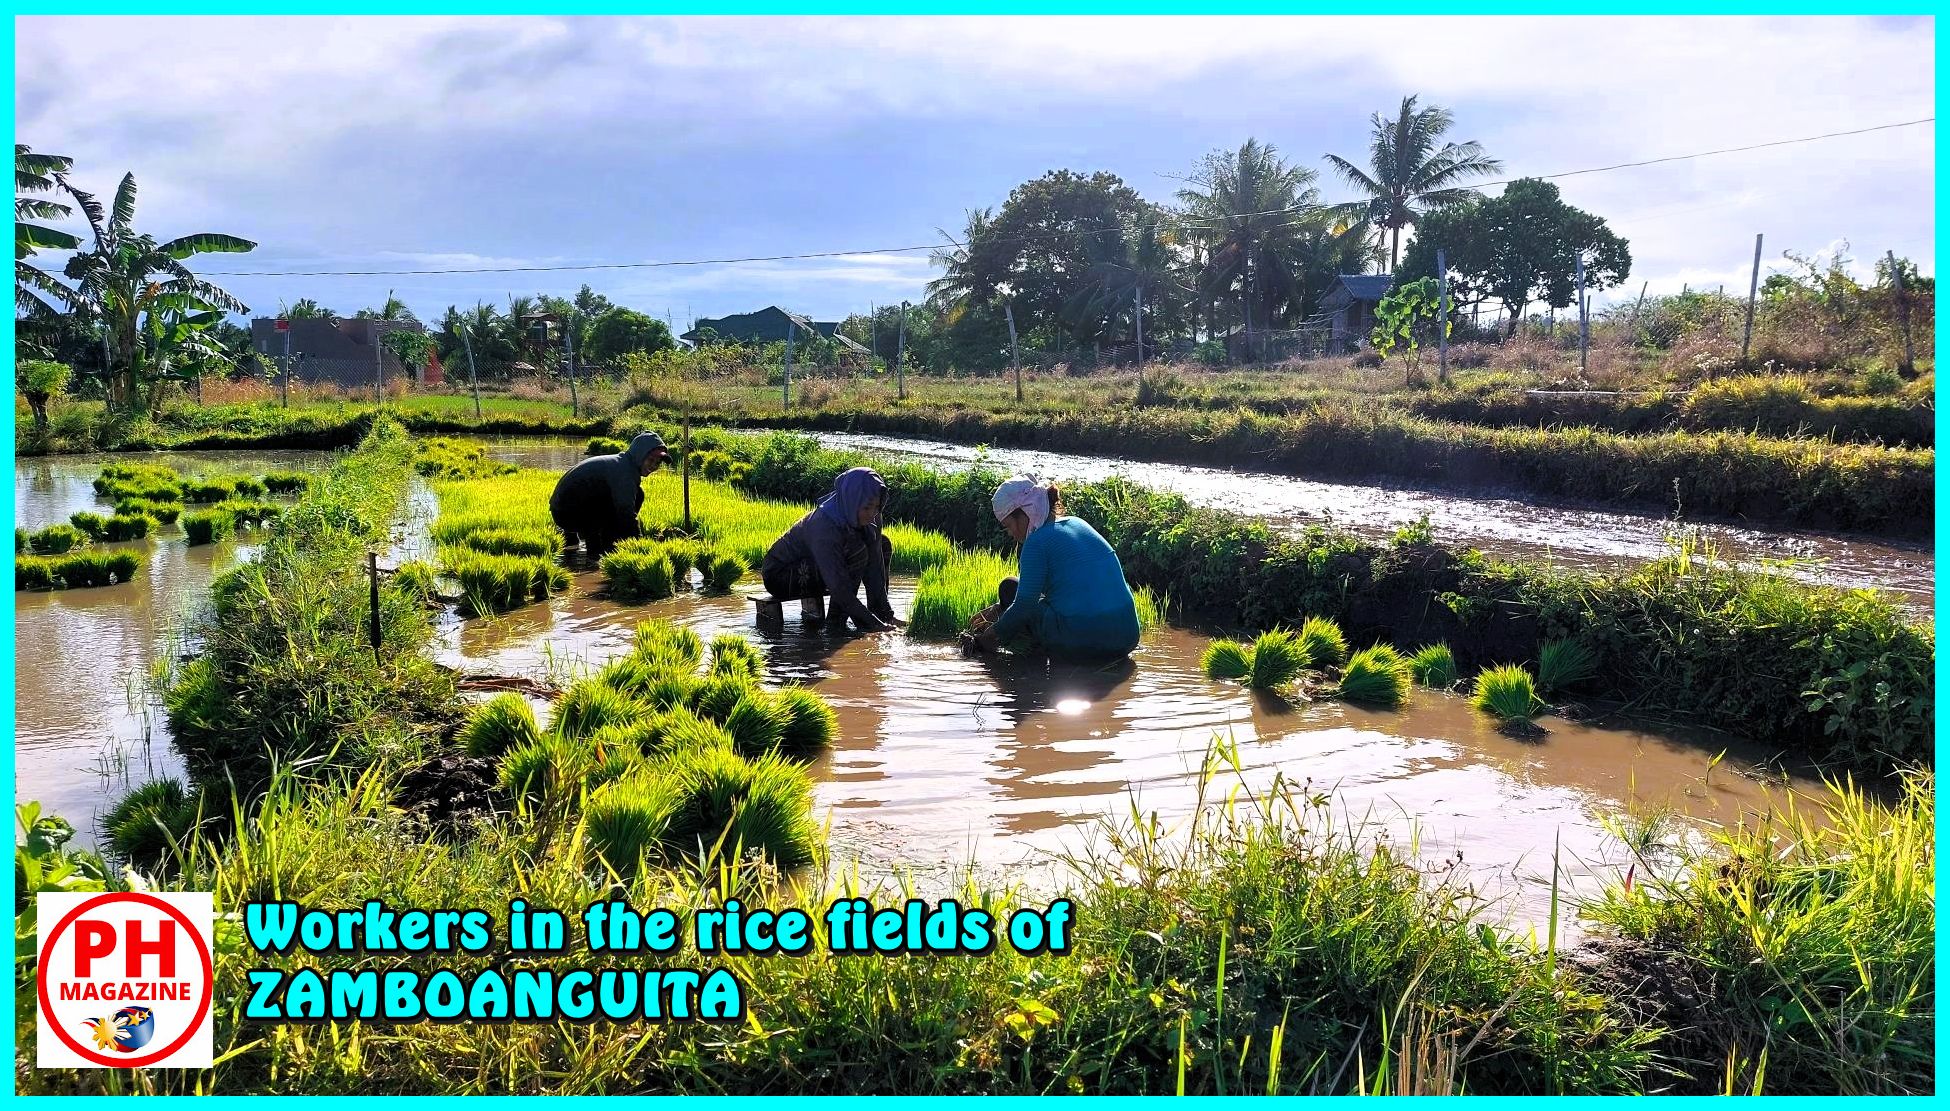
left=114, top=497, right=181, bottom=524
left=182, top=509, right=235, bottom=546
left=104, top=778, right=199, bottom=872
left=909, top=550, right=1017, bottom=639
left=600, top=544, right=676, bottom=602
left=771, top=686, right=838, bottom=758
left=68, top=511, right=111, bottom=541
left=456, top=693, right=542, bottom=758
left=633, top=620, right=704, bottom=669
left=699, top=550, right=748, bottom=592
left=1537, top=638, right=1599, bottom=695
left=646, top=706, right=736, bottom=758
left=661, top=539, right=702, bottom=585
left=458, top=527, right=560, bottom=558
left=28, top=524, right=87, bottom=554
left=97, top=477, right=184, bottom=503
left=722, top=693, right=792, bottom=758
left=441, top=548, right=569, bottom=615
left=1248, top=629, right=1310, bottom=690
left=230, top=476, right=268, bottom=499
left=1472, top=664, right=1542, bottom=722
left=1408, top=643, right=1459, bottom=689
left=214, top=500, right=281, bottom=528
left=692, top=673, right=759, bottom=724
left=586, top=436, right=629, bottom=456
left=584, top=772, right=668, bottom=874
left=1296, top=616, right=1348, bottom=667
left=15, top=556, right=54, bottom=591
left=180, top=477, right=241, bottom=504
left=1335, top=645, right=1413, bottom=708
left=548, top=679, right=644, bottom=742
left=639, top=674, right=699, bottom=713
left=882, top=525, right=955, bottom=574
left=1132, top=584, right=1164, bottom=628
left=650, top=746, right=819, bottom=869
left=727, top=461, right=752, bottom=484
left=391, top=561, right=439, bottom=604
left=498, top=733, right=592, bottom=807
left=41, top=550, right=140, bottom=588
left=708, top=633, right=766, bottom=680
left=103, top=513, right=156, bottom=541
left=415, top=436, right=518, bottom=481
left=586, top=737, right=649, bottom=791
left=1202, top=639, right=1252, bottom=680
left=260, top=471, right=315, bottom=495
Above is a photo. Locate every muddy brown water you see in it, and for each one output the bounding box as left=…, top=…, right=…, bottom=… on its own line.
left=12, top=443, right=1852, bottom=940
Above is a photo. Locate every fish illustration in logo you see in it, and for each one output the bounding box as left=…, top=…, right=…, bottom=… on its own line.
left=83, top=1007, right=156, bottom=1053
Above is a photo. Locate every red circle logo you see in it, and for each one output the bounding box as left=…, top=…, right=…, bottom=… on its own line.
left=38, top=892, right=215, bottom=1068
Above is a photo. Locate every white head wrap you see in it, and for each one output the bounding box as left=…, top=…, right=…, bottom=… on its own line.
left=992, top=475, right=1051, bottom=531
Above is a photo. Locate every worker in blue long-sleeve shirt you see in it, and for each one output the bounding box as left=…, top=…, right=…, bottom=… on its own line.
left=963, top=476, right=1141, bottom=661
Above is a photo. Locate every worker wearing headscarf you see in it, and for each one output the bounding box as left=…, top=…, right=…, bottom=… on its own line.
left=965, top=475, right=1140, bottom=660
left=550, top=431, right=670, bottom=555
left=761, top=466, right=898, bottom=632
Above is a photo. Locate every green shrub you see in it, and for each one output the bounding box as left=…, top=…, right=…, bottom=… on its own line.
left=182, top=509, right=235, bottom=546
left=699, top=550, right=748, bottom=592
left=549, top=679, right=643, bottom=742
left=1472, top=664, right=1541, bottom=722
left=1408, top=643, right=1458, bottom=688
left=600, top=543, right=677, bottom=602
left=650, top=746, right=819, bottom=869
left=1336, top=645, right=1412, bottom=708
left=27, top=524, right=86, bottom=554
left=1202, top=639, right=1252, bottom=680
left=1296, top=616, right=1347, bottom=667
left=1537, top=638, right=1599, bottom=695
left=457, top=693, right=542, bottom=758
left=104, top=779, right=199, bottom=872
left=771, top=686, right=838, bottom=758
left=1248, top=629, right=1309, bottom=690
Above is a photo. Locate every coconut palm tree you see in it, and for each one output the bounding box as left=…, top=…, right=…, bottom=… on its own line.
left=57, top=171, right=255, bottom=409
left=356, top=289, right=418, bottom=322
left=1324, top=95, right=1501, bottom=273
left=16, top=144, right=80, bottom=318
left=1060, top=216, right=1186, bottom=355
left=925, top=207, right=995, bottom=315
left=1177, top=139, right=1330, bottom=340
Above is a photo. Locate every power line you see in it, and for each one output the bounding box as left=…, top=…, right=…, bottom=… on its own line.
left=201, top=117, right=1932, bottom=279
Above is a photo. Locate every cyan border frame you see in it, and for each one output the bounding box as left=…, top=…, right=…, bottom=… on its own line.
left=3, top=5, right=1939, bottom=1102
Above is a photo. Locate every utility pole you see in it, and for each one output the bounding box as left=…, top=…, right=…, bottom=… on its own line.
left=895, top=301, right=908, bottom=401
left=1741, top=233, right=1764, bottom=368
left=461, top=323, right=481, bottom=420
left=1888, top=249, right=1917, bottom=377
left=1436, top=247, right=1449, bottom=384
left=1006, top=301, right=1022, bottom=404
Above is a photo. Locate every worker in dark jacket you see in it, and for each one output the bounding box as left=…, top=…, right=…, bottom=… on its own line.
left=761, top=467, right=899, bottom=633
left=550, top=431, right=669, bottom=555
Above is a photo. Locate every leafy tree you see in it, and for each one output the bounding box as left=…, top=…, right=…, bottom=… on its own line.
left=1061, top=218, right=1188, bottom=353
left=1325, top=95, right=1501, bottom=273
left=381, top=329, right=433, bottom=375
left=283, top=298, right=334, bottom=320
left=56, top=170, right=255, bottom=410
left=584, top=307, right=674, bottom=365
left=438, top=302, right=519, bottom=379
left=1370, top=277, right=1451, bottom=386
left=965, top=170, right=1153, bottom=348
left=572, top=283, right=614, bottom=319
left=16, top=358, right=70, bottom=433
left=1397, top=178, right=1629, bottom=335
left=16, top=144, right=79, bottom=320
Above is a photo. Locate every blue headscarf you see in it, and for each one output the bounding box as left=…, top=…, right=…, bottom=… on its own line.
left=816, top=467, right=887, bottom=529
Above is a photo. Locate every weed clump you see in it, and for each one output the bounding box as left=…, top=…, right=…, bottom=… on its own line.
left=1537, top=638, right=1599, bottom=695
left=1335, top=645, right=1413, bottom=708
left=104, top=778, right=200, bottom=873
left=392, top=561, right=439, bottom=604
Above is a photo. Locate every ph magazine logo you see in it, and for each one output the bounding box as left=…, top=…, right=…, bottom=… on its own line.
left=37, top=891, right=215, bottom=1068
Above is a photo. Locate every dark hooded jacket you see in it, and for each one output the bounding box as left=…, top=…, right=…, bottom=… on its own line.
left=549, top=432, right=665, bottom=534
left=762, top=467, right=893, bottom=630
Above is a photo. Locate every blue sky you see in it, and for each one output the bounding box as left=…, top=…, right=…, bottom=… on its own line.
left=14, top=15, right=1934, bottom=330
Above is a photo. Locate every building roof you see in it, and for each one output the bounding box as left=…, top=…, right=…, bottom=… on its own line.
left=683, top=305, right=870, bottom=355
left=1321, top=274, right=1395, bottom=308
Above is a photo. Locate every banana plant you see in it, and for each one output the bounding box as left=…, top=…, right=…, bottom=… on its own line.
left=1371, top=276, right=1452, bottom=386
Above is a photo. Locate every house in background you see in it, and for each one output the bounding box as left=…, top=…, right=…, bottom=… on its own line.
left=249, top=316, right=431, bottom=387
left=681, top=306, right=871, bottom=359
left=1321, top=274, right=1395, bottom=354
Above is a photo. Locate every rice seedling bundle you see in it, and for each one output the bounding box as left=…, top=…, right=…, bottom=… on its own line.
left=498, top=733, right=592, bottom=806
left=459, top=527, right=561, bottom=559
left=416, top=436, right=518, bottom=481
left=27, top=524, right=86, bottom=554
left=633, top=620, right=705, bottom=669
left=722, top=693, right=791, bottom=758
left=94, top=463, right=183, bottom=504
left=600, top=544, right=677, bottom=603
left=261, top=471, right=315, bottom=494
left=114, top=497, right=181, bottom=524
left=441, top=548, right=569, bottom=615
left=549, top=679, right=644, bottom=742
left=584, top=772, right=670, bottom=874
left=15, top=557, right=53, bottom=591
left=1296, top=616, right=1348, bottom=667
left=1248, top=629, right=1310, bottom=690
left=692, top=674, right=759, bottom=724
left=660, top=539, right=702, bottom=584
left=708, top=634, right=766, bottom=680
left=20, top=550, right=143, bottom=589
left=181, top=477, right=241, bottom=504
left=586, top=744, right=648, bottom=791
left=1408, top=643, right=1459, bottom=688
left=230, top=476, right=268, bottom=499
left=1472, top=664, right=1542, bottom=722
left=68, top=511, right=111, bottom=541
left=1537, top=638, right=1599, bottom=695
left=391, top=561, right=439, bottom=604
left=1202, top=639, right=1251, bottom=680
left=770, top=686, right=838, bottom=758
left=1335, top=645, right=1413, bottom=708
left=699, top=550, right=748, bottom=592
left=13, top=529, right=25, bottom=554
left=182, top=509, right=235, bottom=546
left=457, top=692, right=542, bottom=757
left=647, top=706, right=737, bottom=758
left=102, top=513, right=156, bottom=541
left=908, top=550, right=1017, bottom=639
left=649, top=746, right=819, bottom=869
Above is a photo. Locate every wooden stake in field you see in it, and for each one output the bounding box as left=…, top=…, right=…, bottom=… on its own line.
left=1741, top=232, right=1764, bottom=369
left=895, top=301, right=909, bottom=401
left=460, top=321, right=481, bottom=420
left=782, top=319, right=794, bottom=408
left=1436, top=247, right=1449, bottom=384
left=367, top=551, right=382, bottom=663
left=682, top=407, right=692, bottom=532
left=1006, top=301, right=1022, bottom=404
left=1889, top=249, right=1917, bottom=377
left=1576, top=253, right=1588, bottom=379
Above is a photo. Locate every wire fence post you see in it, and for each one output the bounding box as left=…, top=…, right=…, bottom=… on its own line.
left=565, top=319, right=579, bottom=418
left=682, top=406, right=692, bottom=532
left=461, top=323, right=481, bottom=420
left=1576, top=253, right=1589, bottom=379
left=1436, top=247, right=1449, bottom=384
left=1006, top=301, right=1022, bottom=404
left=782, top=320, right=793, bottom=408
left=372, top=321, right=383, bottom=405
left=280, top=325, right=291, bottom=408
left=895, top=302, right=908, bottom=401
left=1888, top=249, right=1917, bottom=377
left=1741, top=232, right=1763, bottom=369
